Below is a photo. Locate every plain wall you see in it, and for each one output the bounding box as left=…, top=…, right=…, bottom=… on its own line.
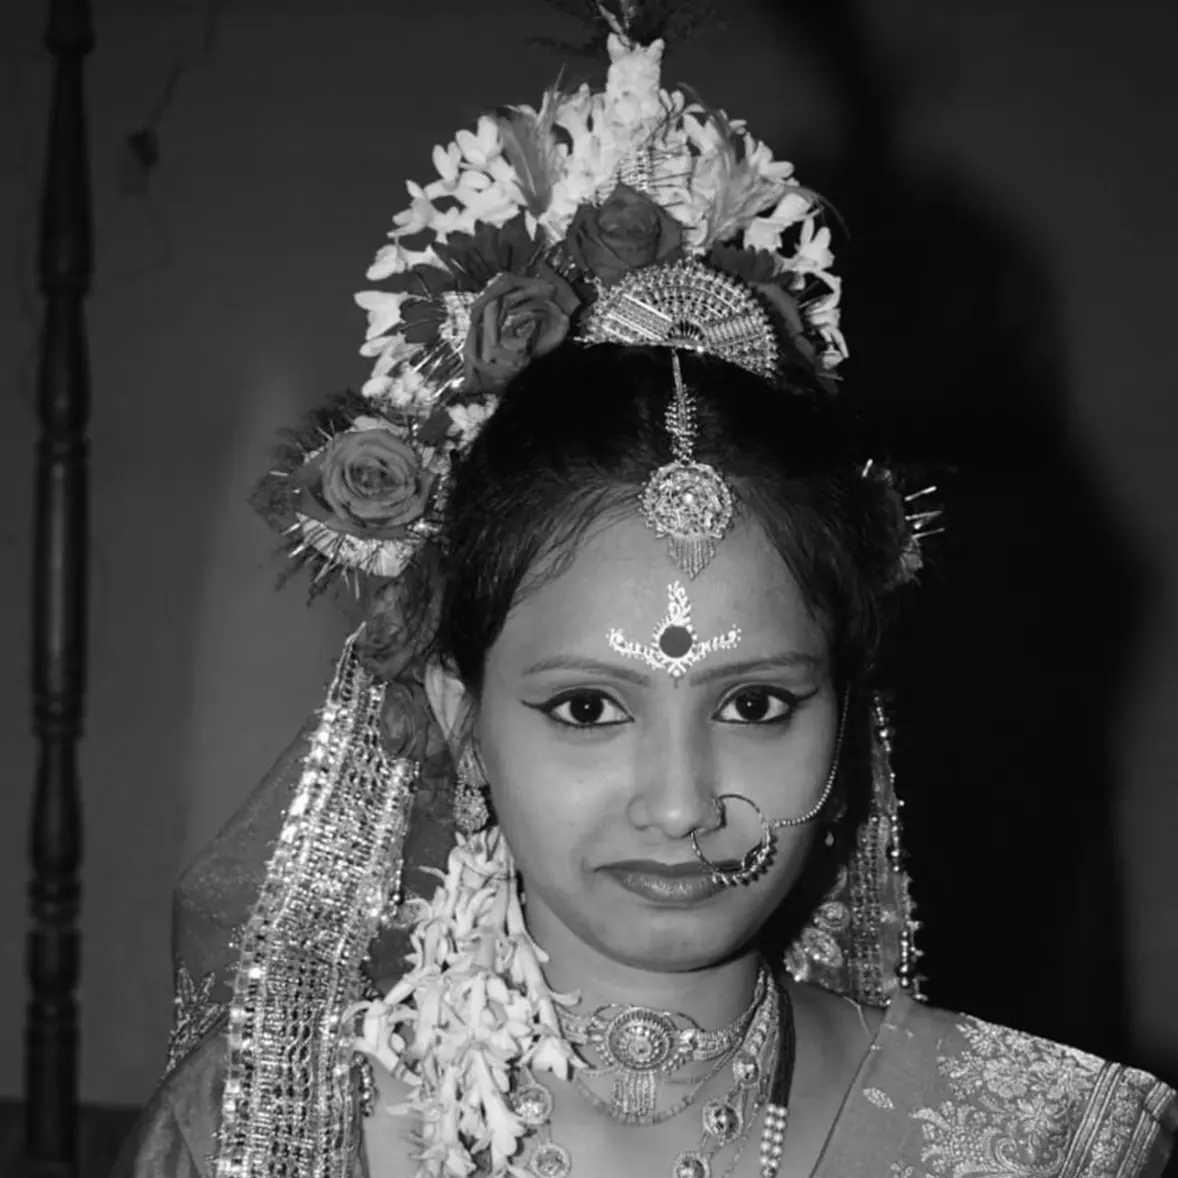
left=0, top=0, right=1174, bottom=1105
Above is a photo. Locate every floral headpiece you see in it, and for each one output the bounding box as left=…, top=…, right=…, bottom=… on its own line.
left=253, top=26, right=869, bottom=592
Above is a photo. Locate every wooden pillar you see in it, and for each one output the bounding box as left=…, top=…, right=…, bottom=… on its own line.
left=25, top=0, right=94, bottom=1171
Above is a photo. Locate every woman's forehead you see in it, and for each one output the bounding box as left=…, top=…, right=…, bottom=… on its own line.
left=493, top=514, right=825, bottom=666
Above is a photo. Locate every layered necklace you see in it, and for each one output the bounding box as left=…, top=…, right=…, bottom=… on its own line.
left=510, top=964, right=795, bottom=1178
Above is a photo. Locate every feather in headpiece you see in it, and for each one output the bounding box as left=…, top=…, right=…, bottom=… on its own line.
left=688, top=103, right=795, bottom=248
left=495, top=88, right=565, bottom=219
left=534, top=0, right=714, bottom=55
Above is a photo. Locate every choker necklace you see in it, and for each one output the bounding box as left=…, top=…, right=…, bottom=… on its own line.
left=518, top=969, right=796, bottom=1178
left=557, top=965, right=769, bottom=1122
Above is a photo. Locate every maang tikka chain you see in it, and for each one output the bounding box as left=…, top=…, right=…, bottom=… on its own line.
left=640, top=350, right=736, bottom=579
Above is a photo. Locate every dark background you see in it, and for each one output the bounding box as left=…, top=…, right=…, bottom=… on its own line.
left=0, top=0, right=1174, bottom=1134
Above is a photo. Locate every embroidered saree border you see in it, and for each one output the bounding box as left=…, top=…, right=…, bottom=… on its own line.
left=212, top=637, right=417, bottom=1178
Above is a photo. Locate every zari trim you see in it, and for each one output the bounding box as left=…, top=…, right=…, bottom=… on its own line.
left=212, top=633, right=417, bottom=1178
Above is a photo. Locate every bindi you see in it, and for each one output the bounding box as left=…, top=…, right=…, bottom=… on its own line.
left=606, top=581, right=742, bottom=681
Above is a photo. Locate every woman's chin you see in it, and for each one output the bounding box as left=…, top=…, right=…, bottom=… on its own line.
left=578, top=908, right=759, bottom=974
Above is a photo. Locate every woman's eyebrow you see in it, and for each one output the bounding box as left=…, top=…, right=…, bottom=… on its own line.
left=520, top=655, right=651, bottom=685
left=687, top=652, right=824, bottom=687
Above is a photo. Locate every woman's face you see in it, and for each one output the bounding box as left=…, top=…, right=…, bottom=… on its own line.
left=464, top=513, right=839, bottom=975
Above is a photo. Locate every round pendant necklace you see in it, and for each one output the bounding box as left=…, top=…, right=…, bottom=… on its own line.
left=517, top=970, right=796, bottom=1178
left=557, top=966, right=769, bottom=1122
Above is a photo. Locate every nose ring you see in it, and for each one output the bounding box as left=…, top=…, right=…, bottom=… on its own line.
left=690, top=794, right=774, bottom=887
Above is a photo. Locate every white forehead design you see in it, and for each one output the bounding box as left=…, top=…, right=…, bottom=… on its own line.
left=606, top=581, right=742, bottom=681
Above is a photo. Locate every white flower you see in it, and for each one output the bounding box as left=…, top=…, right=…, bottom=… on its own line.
left=448, top=400, right=497, bottom=448
left=742, top=189, right=814, bottom=254
left=427, top=142, right=463, bottom=195
left=455, top=116, right=502, bottom=169
left=453, top=180, right=520, bottom=227
left=355, top=289, right=412, bottom=341
left=741, top=134, right=796, bottom=186
left=356, top=332, right=431, bottom=403
left=351, top=829, right=579, bottom=1177
left=807, top=276, right=842, bottom=327
left=372, top=364, right=437, bottom=412
left=743, top=217, right=785, bottom=253
left=366, top=242, right=441, bottom=282
left=792, top=220, right=834, bottom=273
left=393, top=180, right=444, bottom=237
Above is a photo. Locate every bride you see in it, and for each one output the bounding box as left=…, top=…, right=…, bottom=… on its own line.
left=115, top=7, right=1176, bottom=1177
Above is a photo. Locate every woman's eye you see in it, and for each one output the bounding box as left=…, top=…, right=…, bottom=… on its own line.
left=543, top=691, right=631, bottom=729
left=715, top=687, right=797, bottom=725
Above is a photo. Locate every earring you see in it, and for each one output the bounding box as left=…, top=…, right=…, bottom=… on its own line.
left=453, top=747, right=490, bottom=835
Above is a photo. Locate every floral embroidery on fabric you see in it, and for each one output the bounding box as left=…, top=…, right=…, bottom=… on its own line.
left=864, top=1086, right=896, bottom=1110
left=908, top=1015, right=1167, bottom=1178
left=166, top=961, right=226, bottom=1074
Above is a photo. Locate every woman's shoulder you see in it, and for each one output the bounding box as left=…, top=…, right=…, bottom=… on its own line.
left=821, top=991, right=1178, bottom=1178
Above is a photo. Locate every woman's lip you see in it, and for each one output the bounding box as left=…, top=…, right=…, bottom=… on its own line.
left=600, top=858, right=742, bottom=877
left=602, top=859, right=715, bottom=878
left=601, top=865, right=727, bottom=905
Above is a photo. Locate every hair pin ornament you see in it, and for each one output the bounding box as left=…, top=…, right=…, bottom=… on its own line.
left=607, top=581, right=741, bottom=680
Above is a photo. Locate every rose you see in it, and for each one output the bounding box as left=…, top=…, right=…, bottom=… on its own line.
left=464, top=268, right=578, bottom=391
left=291, top=424, right=433, bottom=540
left=566, top=184, right=683, bottom=284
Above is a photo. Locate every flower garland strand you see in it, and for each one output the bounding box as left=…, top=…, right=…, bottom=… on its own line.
left=350, top=827, right=580, bottom=1178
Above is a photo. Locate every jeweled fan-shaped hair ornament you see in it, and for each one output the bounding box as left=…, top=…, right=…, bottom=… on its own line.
left=580, top=259, right=780, bottom=380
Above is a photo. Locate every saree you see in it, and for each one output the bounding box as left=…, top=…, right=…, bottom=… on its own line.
left=113, top=990, right=1178, bottom=1178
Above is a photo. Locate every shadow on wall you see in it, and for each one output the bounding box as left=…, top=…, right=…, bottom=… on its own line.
left=754, top=0, right=1159, bottom=1076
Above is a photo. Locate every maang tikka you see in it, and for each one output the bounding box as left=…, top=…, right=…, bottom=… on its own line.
left=640, top=350, right=735, bottom=579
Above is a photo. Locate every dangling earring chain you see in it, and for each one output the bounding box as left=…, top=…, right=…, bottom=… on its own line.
left=770, top=688, right=850, bottom=830
left=452, top=745, right=490, bottom=835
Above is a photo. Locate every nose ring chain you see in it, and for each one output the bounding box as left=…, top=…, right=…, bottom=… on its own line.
left=770, top=695, right=848, bottom=831
left=691, top=697, right=850, bottom=886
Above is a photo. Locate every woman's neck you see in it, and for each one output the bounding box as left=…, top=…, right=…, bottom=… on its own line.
left=530, top=909, right=763, bottom=1030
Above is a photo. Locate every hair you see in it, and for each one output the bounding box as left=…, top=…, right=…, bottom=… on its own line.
left=421, top=341, right=912, bottom=696
left=361, top=340, right=917, bottom=929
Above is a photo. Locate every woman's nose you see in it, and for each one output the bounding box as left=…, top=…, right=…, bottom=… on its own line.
left=626, top=728, right=717, bottom=840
